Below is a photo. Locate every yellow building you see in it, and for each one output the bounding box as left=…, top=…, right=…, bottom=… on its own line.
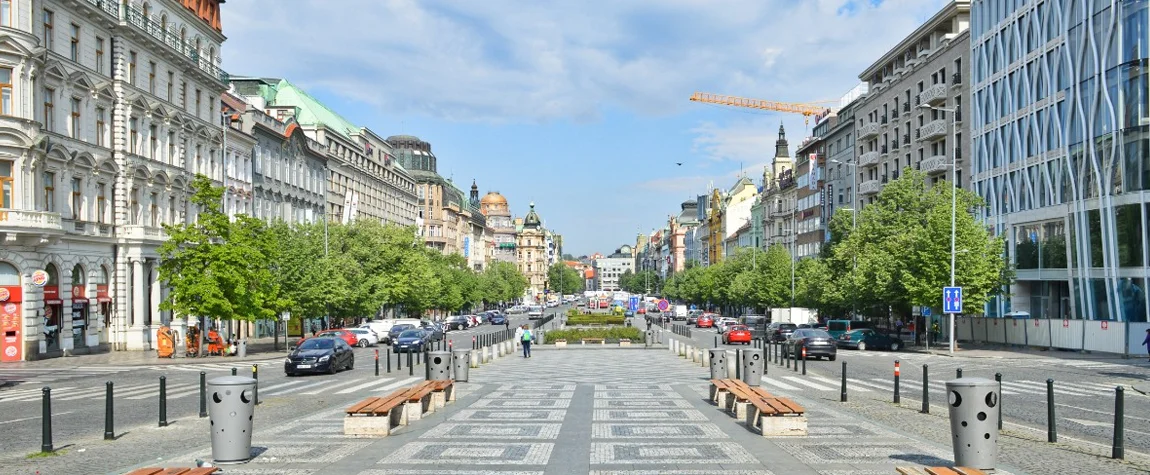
left=516, top=203, right=549, bottom=300
left=707, top=188, right=725, bottom=264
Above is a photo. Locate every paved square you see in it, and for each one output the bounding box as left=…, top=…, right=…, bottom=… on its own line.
left=191, top=441, right=371, bottom=464
left=420, top=423, right=563, bottom=439
left=379, top=442, right=554, bottom=465
left=471, top=398, right=571, bottom=408
left=590, top=442, right=758, bottom=464
left=498, top=383, right=576, bottom=391
left=800, top=421, right=901, bottom=439
left=484, top=390, right=575, bottom=399
left=590, top=472, right=774, bottom=475
left=594, top=383, right=674, bottom=390
left=593, top=398, right=693, bottom=408
left=774, top=440, right=953, bottom=465
left=451, top=409, right=568, bottom=421
left=592, top=409, right=708, bottom=421
left=360, top=471, right=544, bottom=475
left=593, top=390, right=682, bottom=399
left=591, top=423, right=728, bottom=438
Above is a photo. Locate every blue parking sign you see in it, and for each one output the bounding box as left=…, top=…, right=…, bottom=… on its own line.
left=943, top=287, right=963, bottom=314
left=628, top=297, right=640, bottom=312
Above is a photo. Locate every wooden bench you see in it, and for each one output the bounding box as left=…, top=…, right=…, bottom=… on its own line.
left=343, top=387, right=410, bottom=437
left=124, top=468, right=219, bottom=475
left=895, top=468, right=988, bottom=475
left=746, top=394, right=807, bottom=437
left=401, top=382, right=436, bottom=424
left=581, top=338, right=605, bottom=345
left=427, top=379, right=455, bottom=409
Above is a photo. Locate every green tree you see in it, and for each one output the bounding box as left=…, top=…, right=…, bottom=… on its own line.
left=547, top=263, right=582, bottom=295
left=484, top=261, right=528, bottom=304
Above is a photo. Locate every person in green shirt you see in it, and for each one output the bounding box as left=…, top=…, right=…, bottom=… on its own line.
left=521, top=325, right=533, bottom=358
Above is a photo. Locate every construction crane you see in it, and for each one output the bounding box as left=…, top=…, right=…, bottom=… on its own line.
left=688, top=92, right=837, bottom=127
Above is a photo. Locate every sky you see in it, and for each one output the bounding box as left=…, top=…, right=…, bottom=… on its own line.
left=222, top=0, right=948, bottom=256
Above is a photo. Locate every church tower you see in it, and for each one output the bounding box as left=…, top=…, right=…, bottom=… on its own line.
left=469, top=180, right=480, bottom=206
left=772, top=123, right=792, bottom=178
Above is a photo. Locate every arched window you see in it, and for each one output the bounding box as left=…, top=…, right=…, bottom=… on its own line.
left=96, top=265, right=109, bottom=285
left=160, top=13, right=167, bottom=32
left=0, top=261, right=19, bottom=286
left=71, top=264, right=85, bottom=287
left=208, top=46, right=215, bottom=64
left=179, top=26, right=186, bottom=45
left=142, top=2, right=150, bottom=18
left=45, top=263, right=59, bottom=286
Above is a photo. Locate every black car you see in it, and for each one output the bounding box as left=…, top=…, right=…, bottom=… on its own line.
left=767, top=322, right=798, bottom=342
left=284, top=337, right=355, bottom=375
left=393, top=329, right=430, bottom=353
left=784, top=328, right=838, bottom=361
left=387, top=324, right=416, bottom=344
left=445, top=315, right=470, bottom=331
left=489, top=314, right=508, bottom=325
left=422, top=323, right=446, bottom=342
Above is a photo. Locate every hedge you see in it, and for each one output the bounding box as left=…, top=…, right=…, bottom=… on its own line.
left=566, top=315, right=626, bottom=325
left=545, top=327, right=643, bottom=343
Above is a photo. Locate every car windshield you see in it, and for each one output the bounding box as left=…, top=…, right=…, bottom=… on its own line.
left=730, top=325, right=748, bottom=331
left=391, top=325, right=413, bottom=333
left=350, top=329, right=367, bottom=334
left=299, top=338, right=334, bottom=350
left=399, top=330, right=423, bottom=338
left=318, top=331, right=342, bottom=337
left=806, top=330, right=833, bottom=339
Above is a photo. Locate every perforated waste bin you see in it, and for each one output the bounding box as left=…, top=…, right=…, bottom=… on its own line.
left=237, top=339, right=247, bottom=358
left=645, top=330, right=653, bottom=347
left=709, top=348, right=728, bottom=379
left=741, top=348, right=762, bottom=385
left=452, top=349, right=470, bottom=382
left=428, top=351, right=451, bottom=381
left=945, top=377, right=1000, bottom=470
left=207, top=376, right=256, bottom=464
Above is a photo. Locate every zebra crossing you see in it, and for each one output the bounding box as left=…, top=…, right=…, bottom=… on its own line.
left=757, top=373, right=1122, bottom=398
left=143, top=357, right=285, bottom=372
left=0, top=374, right=424, bottom=403
left=0, top=365, right=137, bottom=385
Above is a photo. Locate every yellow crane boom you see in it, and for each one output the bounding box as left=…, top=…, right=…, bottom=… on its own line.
left=689, top=92, right=834, bottom=117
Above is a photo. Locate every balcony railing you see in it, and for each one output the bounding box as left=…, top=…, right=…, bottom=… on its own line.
left=858, top=122, right=881, bottom=139
left=952, top=72, right=962, bottom=85
left=919, top=83, right=948, bottom=106
left=921, top=155, right=950, bottom=175
left=122, top=6, right=229, bottom=83
left=890, top=140, right=899, bottom=151
left=903, top=134, right=910, bottom=145
left=881, top=144, right=889, bottom=154
left=859, top=151, right=882, bottom=167
left=0, top=209, right=64, bottom=231
left=918, top=119, right=947, bottom=141
left=903, top=102, right=910, bottom=112
left=119, top=224, right=166, bottom=241
left=859, top=179, right=884, bottom=195
left=881, top=115, right=889, bottom=124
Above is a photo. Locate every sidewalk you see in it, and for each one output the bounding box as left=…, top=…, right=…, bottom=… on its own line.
left=100, top=346, right=1026, bottom=475
left=0, top=337, right=289, bottom=369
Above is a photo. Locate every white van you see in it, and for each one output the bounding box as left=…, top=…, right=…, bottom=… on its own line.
left=673, top=305, right=689, bottom=320
left=368, top=318, right=421, bottom=337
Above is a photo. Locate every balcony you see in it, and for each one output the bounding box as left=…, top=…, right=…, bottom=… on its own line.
left=919, top=83, right=948, bottom=106
left=880, top=145, right=889, bottom=155
left=903, top=134, right=911, bottom=146
left=918, top=119, right=947, bottom=141
left=859, top=179, right=884, bottom=196
left=119, top=224, right=166, bottom=242
left=497, top=242, right=516, bottom=249
left=859, top=151, right=882, bottom=167
left=63, top=219, right=115, bottom=238
left=121, top=6, right=229, bottom=84
left=858, top=122, right=880, bottom=139
left=0, top=210, right=64, bottom=237
left=921, top=155, right=950, bottom=175
left=903, top=102, right=910, bottom=113
left=881, top=115, right=889, bottom=125
left=890, top=140, right=899, bottom=151
left=952, top=72, right=962, bottom=85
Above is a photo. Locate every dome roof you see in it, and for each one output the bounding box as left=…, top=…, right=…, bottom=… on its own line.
left=480, top=192, right=508, bottom=206
left=523, top=202, right=542, bottom=228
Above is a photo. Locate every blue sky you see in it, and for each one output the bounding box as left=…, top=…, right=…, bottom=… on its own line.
left=222, top=0, right=946, bottom=256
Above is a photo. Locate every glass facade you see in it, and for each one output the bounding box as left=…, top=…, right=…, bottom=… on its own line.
left=972, top=0, right=1150, bottom=321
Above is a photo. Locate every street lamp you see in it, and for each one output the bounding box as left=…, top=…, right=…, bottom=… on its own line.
left=920, top=103, right=959, bottom=354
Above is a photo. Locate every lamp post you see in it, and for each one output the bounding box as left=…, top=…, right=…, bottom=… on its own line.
left=920, top=103, right=959, bottom=354
left=830, top=158, right=858, bottom=318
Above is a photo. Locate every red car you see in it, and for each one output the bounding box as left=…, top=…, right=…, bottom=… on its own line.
left=297, top=329, right=359, bottom=348
left=696, top=314, right=714, bottom=328
left=722, top=325, right=753, bottom=345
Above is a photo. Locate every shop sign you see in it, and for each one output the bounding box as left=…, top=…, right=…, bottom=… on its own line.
left=0, top=288, right=8, bottom=302
left=30, top=270, right=49, bottom=287
left=71, top=286, right=86, bottom=300
left=96, top=284, right=111, bottom=303
left=43, top=286, right=62, bottom=305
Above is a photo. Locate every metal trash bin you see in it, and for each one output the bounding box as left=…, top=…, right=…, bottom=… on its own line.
left=207, top=376, right=257, bottom=464
left=428, top=351, right=451, bottom=381
left=741, top=348, right=762, bottom=385
left=645, top=330, right=653, bottom=347
left=452, top=349, right=470, bottom=382
left=945, top=377, right=1000, bottom=470
left=237, top=339, right=247, bottom=358
left=709, top=348, right=728, bottom=379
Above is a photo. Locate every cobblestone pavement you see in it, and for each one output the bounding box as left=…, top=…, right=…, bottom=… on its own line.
left=82, top=345, right=1026, bottom=475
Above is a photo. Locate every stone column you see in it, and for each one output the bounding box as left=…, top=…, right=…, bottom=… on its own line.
left=131, top=259, right=144, bottom=328
left=60, top=285, right=74, bottom=354
left=86, top=269, right=98, bottom=348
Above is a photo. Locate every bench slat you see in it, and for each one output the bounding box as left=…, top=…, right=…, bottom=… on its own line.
left=160, top=469, right=192, bottom=475
left=924, top=469, right=961, bottom=475
left=750, top=387, right=774, bottom=399
left=123, top=470, right=164, bottom=475
left=761, top=397, right=795, bottom=415
left=748, top=396, right=782, bottom=415
left=360, top=393, right=407, bottom=415
left=895, top=468, right=925, bottom=475
left=184, top=469, right=220, bottom=475
left=346, top=397, right=382, bottom=414
left=951, top=469, right=988, bottom=475
left=772, top=397, right=806, bottom=414
left=430, top=380, right=454, bottom=391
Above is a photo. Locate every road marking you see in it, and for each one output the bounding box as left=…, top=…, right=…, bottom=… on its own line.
left=0, top=386, right=78, bottom=402
left=258, top=380, right=312, bottom=393
left=759, top=378, right=800, bottom=391
left=782, top=377, right=837, bottom=391
left=1056, top=402, right=1150, bottom=423
left=124, top=383, right=197, bottom=400
left=1012, top=380, right=1099, bottom=397
left=263, top=380, right=330, bottom=396
left=55, top=383, right=153, bottom=401
left=0, top=411, right=73, bottom=425
left=302, top=378, right=371, bottom=395
left=335, top=378, right=397, bottom=394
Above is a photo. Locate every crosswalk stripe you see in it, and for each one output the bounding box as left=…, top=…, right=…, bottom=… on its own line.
left=258, top=380, right=310, bottom=393
left=372, top=377, right=422, bottom=394
left=335, top=378, right=397, bottom=394
left=264, top=380, right=328, bottom=396
left=0, top=386, right=78, bottom=401
left=1015, top=380, right=1099, bottom=397
left=782, top=376, right=837, bottom=391
left=759, top=378, right=800, bottom=391
left=303, top=378, right=371, bottom=395
left=999, top=381, right=1060, bottom=396
left=55, top=384, right=153, bottom=401
left=806, top=375, right=844, bottom=387
left=124, top=383, right=197, bottom=400
left=1059, top=381, right=1118, bottom=393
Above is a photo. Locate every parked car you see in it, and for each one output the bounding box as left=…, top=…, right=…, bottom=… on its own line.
left=739, top=315, right=769, bottom=340
left=784, top=328, right=838, bottom=360
left=836, top=328, right=902, bottom=351
left=445, top=315, right=470, bottom=331
left=422, top=323, right=446, bottom=342
left=528, top=306, right=544, bottom=318
left=284, top=337, right=354, bottom=375
left=625, top=309, right=635, bottom=317
left=347, top=328, right=379, bottom=347
left=766, top=322, right=798, bottom=342
left=489, top=314, right=508, bottom=325
left=386, top=324, right=416, bottom=345
left=696, top=314, right=714, bottom=328
left=826, top=319, right=874, bottom=339
left=393, top=329, right=431, bottom=353
left=297, top=329, right=359, bottom=349
left=722, top=325, right=754, bottom=345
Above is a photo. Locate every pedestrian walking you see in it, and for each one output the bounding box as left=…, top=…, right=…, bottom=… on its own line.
left=514, top=324, right=525, bottom=352
left=930, top=322, right=941, bottom=345
left=1143, top=328, right=1150, bottom=362
left=505, top=319, right=510, bottom=331
left=521, top=324, right=533, bottom=358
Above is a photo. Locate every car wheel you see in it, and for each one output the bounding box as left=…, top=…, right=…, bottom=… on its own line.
left=857, top=341, right=867, bottom=351
left=329, top=362, right=338, bottom=374
left=890, top=342, right=900, bottom=351
left=285, top=372, right=296, bottom=377
left=358, top=339, right=368, bottom=348
left=347, top=358, right=354, bottom=370
left=828, top=355, right=836, bottom=361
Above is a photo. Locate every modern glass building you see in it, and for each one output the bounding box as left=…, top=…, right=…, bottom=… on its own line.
left=971, top=0, right=1148, bottom=322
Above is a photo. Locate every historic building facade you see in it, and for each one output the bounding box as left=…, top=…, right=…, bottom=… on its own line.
left=479, top=190, right=516, bottom=265
left=515, top=203, right=548, bottom=299
left=237, top=92, right=327, bottom=226
left=387, top=134, right=472, bottom=255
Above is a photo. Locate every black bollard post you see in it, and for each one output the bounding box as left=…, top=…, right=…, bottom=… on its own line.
left=424, top=348, right=430, bottom=380
left=1047, top=378, right=1057, bottom=442
left=104, top=381, right=114, bottom=440
left=735, top=348, right=741, bottom=379
left=714, top=335, right=718, bottom=348
left=231, top=367, right=237, bottom=376
left=840, top=361, right=848, bottom=402
left=198, top=371, right=207, bottom=417
left=41, top=387, right=52, bottom=453
left=801, top=346, right=807, bottom=375
left=387, top=347, right=392, bottom=373
left=375, top=349, right=380, bottom=376
left=786, top=345, right=791, bottom=369
left=921, top=364, right=930, bottom=414
left=408, top=350, right=413, bottom=376
left=995, top=372, right=1003, bottom=429
left=957, top=368, right=962, bottom=379
left=893, top=360, right=901, bottom=404
left=252, top=365, right=259, bottom=405
left=1113, top=386, right=1125, bottom=459
left=794, top=346, right=800, bottom=373
left=159, top=376, right=168, bottom=427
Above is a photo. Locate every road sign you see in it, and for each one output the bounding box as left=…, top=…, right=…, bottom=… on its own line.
left=657, top=299, right=670, bottom=312
left=628, top=297, right=640, bottom=312
left=942, top=286, right=962, bottom=314
left=690, top=304, right=697, bottom=311
left=922, top=307, right=932, bottom=317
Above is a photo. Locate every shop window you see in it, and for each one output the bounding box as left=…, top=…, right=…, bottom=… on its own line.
left=0, top=261, right=18, bottom=285
left=71, top=264, right=84, bottom=287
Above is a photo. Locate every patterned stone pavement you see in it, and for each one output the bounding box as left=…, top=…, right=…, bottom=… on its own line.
left=111, top=347, right=1027, bottom=475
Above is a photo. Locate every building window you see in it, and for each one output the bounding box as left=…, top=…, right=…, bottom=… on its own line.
left=0, top=67, right=11, bottom=115
left=96, top=183, right=106, bottom=223
left=166, top=71, right=173, bottom=100
left=149, top=125, right=158, bottom=158
left=149, top=192, right=158, bottom=226
left=194, top=89, right=201, bottom=116
left=148, top=62, right=156, bottom=94
left=42, top=87, right=54, bottom=131
left=129, top=188, right=138, bottom=225
left=95, top=37, right=104, bottom=74
left=42, top=171, right=55, bottom=212
left=180, top=82, right=187, bottom=109
left=0, top=160, right=11, bottom=209
left=69, top=97, right=80, bottom=138
left=128, top=51, right=137, bottom=84
left=95, top=107, right=106, bottom=147
left=167, top=132, right=175, bottom=163
left=42, top=10, right=53, bottom=51
left=71, top=177, right=82, bottom=219
left=0, top=0, right=10, bottom=28
left=129, top=118, right=138, bottom=154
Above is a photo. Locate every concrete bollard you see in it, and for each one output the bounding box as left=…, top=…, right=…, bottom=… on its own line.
left=481, top=346, right=490, bottom=364
left=470, top=349, right=479, bottom=368
left=725, top=350, right=737, bottom=377
left=701, top=347, right=709, bottom=367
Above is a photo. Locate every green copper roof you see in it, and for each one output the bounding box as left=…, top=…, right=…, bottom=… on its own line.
left=268, top=79, right=361, bottom=140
